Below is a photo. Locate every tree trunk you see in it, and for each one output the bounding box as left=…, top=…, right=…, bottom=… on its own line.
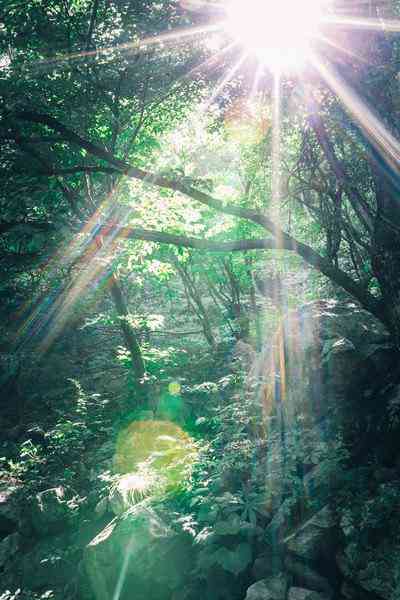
left=245, top=256, right=262, bottom=351
left=372, top=184, right=400, bottom=347
left=108, top=274, right=148, bottom=406
left=174, top=261, right=216, bottom=348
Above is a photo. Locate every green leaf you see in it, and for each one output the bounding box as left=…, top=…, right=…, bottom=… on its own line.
left=215, top=543, right=252, bottom=575
left=214, top=515, right=241, bottom=535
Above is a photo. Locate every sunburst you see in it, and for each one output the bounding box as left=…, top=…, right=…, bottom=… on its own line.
left=225, top=0, right=328, bottom=71
left=15, top=0, right=400, bottom=353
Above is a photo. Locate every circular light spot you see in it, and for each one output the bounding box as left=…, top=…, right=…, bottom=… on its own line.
left=168, top=382, right=181, bottom=395
left=113, top=420, right=197, bottom=493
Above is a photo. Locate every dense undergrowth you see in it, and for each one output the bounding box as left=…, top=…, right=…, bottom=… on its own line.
left=2, top=299, right=400, bottom=600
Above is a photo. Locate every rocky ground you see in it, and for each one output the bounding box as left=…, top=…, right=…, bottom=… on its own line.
left=1, top=301, right=400, bottom=600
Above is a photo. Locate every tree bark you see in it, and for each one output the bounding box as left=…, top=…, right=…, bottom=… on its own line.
left=174, top=261, right=216, bottom=348
left=108, top=274, right=148, bottom=405
left=14, top=110, right=386, bottom=329
left=245, top=255, right=262, bottom=351
left=371, top=181, right=400, bottom=346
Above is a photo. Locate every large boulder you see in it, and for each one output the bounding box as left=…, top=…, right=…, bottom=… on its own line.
left=284, top=555, right=333, bottom=599
left=251, top=300, right=392, bottom=433
left=244, top=574, right=288, bottom=600
left=251, top=553, right=282, bottom=581
left=337, top=539, right=400, bottom=600
left=287, top=588, right=330, bottom=600
left=284, top=506, right=336, bottom=563
left=83, top=504, right=194, bottom=600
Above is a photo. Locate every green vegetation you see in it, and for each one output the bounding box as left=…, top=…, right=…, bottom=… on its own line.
left=2, top=1, right=400, bottom=599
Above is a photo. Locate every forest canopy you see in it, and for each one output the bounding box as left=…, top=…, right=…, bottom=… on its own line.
left=2, top=0, right=400, bottom=359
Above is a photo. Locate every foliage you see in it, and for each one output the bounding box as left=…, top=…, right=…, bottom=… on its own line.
left=2, top=1, right=400, bottom=599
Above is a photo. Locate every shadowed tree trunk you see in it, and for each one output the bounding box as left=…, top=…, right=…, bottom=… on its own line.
left=174, top=260, right=216, bottom=348
left=372, top=180, right=400, bottom=347
left=245, top=255, right=262, bottom=351
left=108, top=274, right=148, bottom=406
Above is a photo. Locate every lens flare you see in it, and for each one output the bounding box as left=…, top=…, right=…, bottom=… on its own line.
left=225, top=0, right=326, bottom=69
left=113, top=420, right=197, bottom=492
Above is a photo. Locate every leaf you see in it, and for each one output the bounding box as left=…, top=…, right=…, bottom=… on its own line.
left=215, top=542, right=252, bottom=575
left=214, top=515, right=241, bottom=535
left=198, top=503, right=218, bottom=523
left=249, top=508, right=257, bottom=527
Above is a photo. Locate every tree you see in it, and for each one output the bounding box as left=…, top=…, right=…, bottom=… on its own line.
left=2, top=0, right=400, bottom=367
left=0, top=0, right=206, bottom=406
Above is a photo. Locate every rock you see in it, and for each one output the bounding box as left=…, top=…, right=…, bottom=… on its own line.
left=30, top=486, right=76, bottom=536
left=250, top=300, right=392, bottom=432
left=21, top=534, right=74, bottom=590
left=337, top=540, right=400, bottom=600
left=305, top=506, right=336, bottom=529
left=265, top=470, right=339, bottom=545
left=285, top=555, right=333, bottom=599
left=302, top=461, right=345, bottom=505
left=0, top=532, right=20, bottom=568
left=285, top=524, right=327, bottom=563
left=284, top=506, right=336, bottom=562
left=340, top=580, right=358, bottom=599
left=288, top=588, right=330, bottom=600
left=0, top=483, right=21, bottom=536
left=244, top=575, right=288, bottom=600
left=251, top=553, right=281, bottom=580
left=83, top=505, right=194, bottom=600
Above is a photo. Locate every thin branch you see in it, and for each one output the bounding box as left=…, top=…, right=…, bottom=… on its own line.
left=120, top=226, right=384, bottom=321
left=13, top=110, right=384, bottom=322
left=309, top=110, right=374, bottom=232
left=13, top=110, right=267, bottom=226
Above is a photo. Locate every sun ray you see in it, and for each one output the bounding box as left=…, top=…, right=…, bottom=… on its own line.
left=248, top=63, right=264, bottom=104
left=271, top=71, right=282, bottom=218
left=311, top=52, right=400, bottom=176
left=325, top=15, right=400, bottom=33
left=14, top=189, right=130, bottom=354
left=27, top=23, right=222, bottom=70
left=316, top=33, right=367, bottom=63
left=162, top=40, right=238, bottom=102
left=112, top=534, right=136, bottom=600
left=201, top=51, right=247, bottom=111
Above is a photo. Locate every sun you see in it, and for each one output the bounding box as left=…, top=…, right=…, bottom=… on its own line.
left=225, top=0, right=326, bottom=70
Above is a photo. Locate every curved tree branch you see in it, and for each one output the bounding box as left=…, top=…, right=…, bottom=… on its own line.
left=122, top=228, right=279, bottom=252
left=120, top=227, right=384, bottom=322
left=13, top=109, right=385, bottom=323
left=13, top=110, right=268, bottom=226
